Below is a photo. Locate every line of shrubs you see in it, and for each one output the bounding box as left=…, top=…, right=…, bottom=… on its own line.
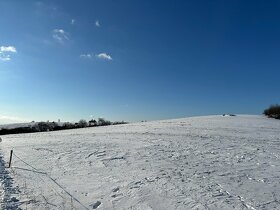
left=263, top=104, right=280, bottom=119
left=0, top=118, right=127, bottom=136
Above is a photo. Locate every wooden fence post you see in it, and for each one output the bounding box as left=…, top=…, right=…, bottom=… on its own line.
left=9, top=150, right=13, bottom=168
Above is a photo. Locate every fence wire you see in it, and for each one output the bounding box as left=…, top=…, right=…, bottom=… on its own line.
left=10, top=151, right=89, bottom=210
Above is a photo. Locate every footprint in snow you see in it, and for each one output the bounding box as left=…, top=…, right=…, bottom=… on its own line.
left=112, top=187, right=119, bottom=192
left=111, top=193, right=123, bottom=198
left=111, top=187, right=123, bottom=198
left=90, top=201, right=101, bottom=209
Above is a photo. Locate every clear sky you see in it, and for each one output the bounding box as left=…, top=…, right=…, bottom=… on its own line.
left=0, top=0, right=280, bottom=124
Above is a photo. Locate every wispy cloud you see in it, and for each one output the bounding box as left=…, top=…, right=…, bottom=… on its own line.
left=52, top=29, right=69, bottom=43
left=35, top=1, right=57, bottom=12
left=80, top=53, right=93, bottom=59
left=71, top=19, right=75, bottom=25
left=34, top=1, right=59, bottom=18
left=0, top=46, right=17, bottom=61
left=0, top=54, right=11, bottom=61
left=95, top=20, right=100, bottom=27
left=96, top=53, right=112, bottom=61
left=80, top=52, right=113, bottom=61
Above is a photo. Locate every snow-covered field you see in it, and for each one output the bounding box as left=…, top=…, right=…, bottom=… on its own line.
left=0, top=115, right=280, bottom=209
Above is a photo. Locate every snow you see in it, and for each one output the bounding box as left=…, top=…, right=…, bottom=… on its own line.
left=0, top=115, right=280, bottom=209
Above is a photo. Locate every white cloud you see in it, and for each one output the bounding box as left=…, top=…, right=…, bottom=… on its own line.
left=96, top=53, right=112, bottom=61
left=52, top=29, right=69, bottom=43
left=0, top=46, right=17, bottom=61
left=95, top=20, right=100, bottom=27
left=71, top=19, right=75, bottom=25
left=0, top=55, right=11, bottom=61
left=0, top=46, right=17, bottom=53
left=80, top=52, right=113, bottom=61
left=80, top=53, right=93, bottom=59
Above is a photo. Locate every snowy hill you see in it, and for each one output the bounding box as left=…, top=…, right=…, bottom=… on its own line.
left=0, top=115, right=279, bottom=209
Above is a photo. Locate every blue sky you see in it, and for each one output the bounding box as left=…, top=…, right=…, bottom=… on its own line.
left=0, top=0, right=280, bottom=124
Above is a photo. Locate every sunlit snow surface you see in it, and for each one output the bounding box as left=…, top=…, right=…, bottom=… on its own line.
left=0, top=115, right=280, bottom=209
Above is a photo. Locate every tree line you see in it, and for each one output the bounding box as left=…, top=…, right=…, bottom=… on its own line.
left=0, top=118, right=127, bottom=136
left=263, top=104, right=280, bottom=119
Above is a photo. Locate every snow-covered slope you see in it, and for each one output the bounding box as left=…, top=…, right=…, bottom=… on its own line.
left=0, top=115, right=279, bottom=209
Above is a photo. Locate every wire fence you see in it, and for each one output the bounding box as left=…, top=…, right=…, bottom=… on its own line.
left=8, top=151, right=90, bottom=210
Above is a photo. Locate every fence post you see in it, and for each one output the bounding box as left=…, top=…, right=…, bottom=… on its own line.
left=9, top=150, right=13, bottom=168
